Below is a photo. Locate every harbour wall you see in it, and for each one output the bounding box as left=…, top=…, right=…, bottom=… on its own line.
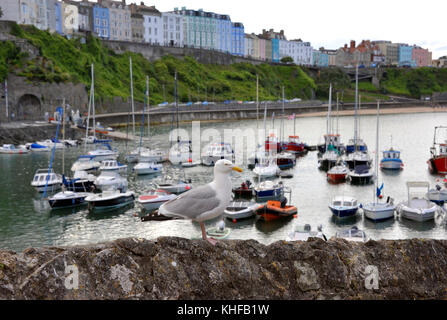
left=93, top=100, right=440, bottom=127
left=0, top=237, right=447, bottom=299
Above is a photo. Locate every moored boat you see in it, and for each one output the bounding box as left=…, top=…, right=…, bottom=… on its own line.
left=397, top=181, right=438, bottom=222
left=329, top=196, right=359, bottom=219
left=31, top=169, right=62, bottom=193
left=0, top=144, right=29, bottom=154
left=347, top=164, right=374, bottom=185
left=335, top=226, right=368, bottom=242
left=85, top=190, right=135, bottom=211
left=48, top=191, right=92, bottom=209
left=136, top=189, right=177, bottom=212
left=327, top=163, right=349, bottom=183
left=232, top=180, right=254, bottom=199
left=255, top=197, right=297, bottom=222
left=286, top=224, right=327, bottom=241
left=380, top=149, right=403, bottom=170
left=223, top=201, right=258, bottom=221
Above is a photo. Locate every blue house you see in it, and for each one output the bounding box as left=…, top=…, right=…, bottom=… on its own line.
left=313, top=50, right=329, bottom=67
left=54, top=1, right=63, bottom=34
left=93, top=5, right=110, bottom=39
left=399, top=45, right=416, bottom=67
left=231, top=22, right=245, bottom=56
left=272, top=38, right=280, bottom=63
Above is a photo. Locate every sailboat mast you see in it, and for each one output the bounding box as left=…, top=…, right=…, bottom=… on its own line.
left=130, top=56, right=135, bottom=137
left=336, top=92, right=339, bottom=135
left=175, top=70, right=179, bottom=143
left=354, top=64, right=358, bottom=150
left=147, top=76, right=150, bottom=140
left=256, top=74, right=259, bottom=131
left=358, top=95, right=361, bottom=142
left=281, top=86, right=285, bottom=144
left=92, top=63, right=96, bottom=140
left=84, top=67, right=92, bottom=151
left=62, top=98, right=65, bottom=175
left=374, top=101, right=380, bottom=204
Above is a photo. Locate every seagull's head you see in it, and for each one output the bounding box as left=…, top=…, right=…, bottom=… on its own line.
left=214, top=159, right=243, bottom=174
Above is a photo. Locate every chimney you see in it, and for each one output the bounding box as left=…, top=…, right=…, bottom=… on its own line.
left=141, top=2, right=144, bottom=5
left=350, top=40, right=355, bottom=49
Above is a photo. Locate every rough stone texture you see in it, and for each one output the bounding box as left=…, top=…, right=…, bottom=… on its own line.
left=1, top=237, right=447, bottom=300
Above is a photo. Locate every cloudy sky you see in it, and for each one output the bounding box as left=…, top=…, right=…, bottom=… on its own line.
left=115, top=0, right=446, bottom=58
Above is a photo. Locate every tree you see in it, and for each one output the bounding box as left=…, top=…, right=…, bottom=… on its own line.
left=280, top=56, right=294, bottom=64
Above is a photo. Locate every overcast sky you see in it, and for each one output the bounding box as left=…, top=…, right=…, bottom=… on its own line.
left=105, top=0, right=446, bottom=58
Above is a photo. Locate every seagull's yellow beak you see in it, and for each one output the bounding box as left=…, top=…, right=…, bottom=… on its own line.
left=232, top=165, right=243, bottom=172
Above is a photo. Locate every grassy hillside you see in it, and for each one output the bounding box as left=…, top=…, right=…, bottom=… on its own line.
left=3, top=24, right=316, bottom=105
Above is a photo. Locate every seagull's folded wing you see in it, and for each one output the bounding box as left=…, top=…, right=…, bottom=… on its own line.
left=159, top=184, right=221, bottom=219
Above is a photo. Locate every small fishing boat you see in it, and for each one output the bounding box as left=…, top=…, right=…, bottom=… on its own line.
left=253, top=180, right=286, bottom=201
left=317, top=134, right=345, bottom=155
left=380, top=149, right=403, bottom=170
left=426, top=184, right=447, bottom=205
left=223, top=201, right=258, bottom=221
left=94, top=171, right=128, bottom=192
left=206, top=220, right=231, bottom=240
left=85, top=189, right=135, bottom=211
left=318, top=148, right=339, bottom=172
left=126, top=147, right=148, bottom=163
left=138, top=148, right=166, bottom=163
left=344, top=151, right=372, bottom=170
left=136, top=189, right=177, bottom=212
left=282, top=136, right=307, bottom=156
left=347, top=164, right=374, bottom=185
left=427, top=126, right=447, bottom=175
left=201, top=142, right=235, bottom=166
left=141, top=210, right=175, bottom=221
left=36, top=139, right=65, bottom=149
left=62, top=171, right=96, bottom=192
left=87, top=143, right=118, bottom=161
left=335, top=226, right=368, bottom=242
left=232, top=180, right=254, bottom=198
left=276, top=152, right=296, bottom=170
left=133, top=161, right=163, bottom=175
left=397, top=181, right=438, bottom=222
left=346, top=138, right=368, bottom=154
left=255, top=197, right=297, bottom=222
left=155, top=179, right=192, bottom=194
left=0, top=144, right=29, bottom=154
left=48, top=191, right=92, bottom=209
left=99, top=160, right=128, bottom=173
left=327, top=163, right=349, bottom=183
left=31, top=169, right=62, bottom=193
left=329, top=196, right=359, bottom=218
left=71, top=155, right=101, bottom=172
left=286, top=224, right=327, bottom=241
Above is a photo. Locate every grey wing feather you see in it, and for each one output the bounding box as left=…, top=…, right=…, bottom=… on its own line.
left=160, top=184, right=220, bottom=219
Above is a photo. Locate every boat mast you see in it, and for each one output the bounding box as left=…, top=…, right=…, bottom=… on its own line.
left=374, top=100, right=380, bottom=205
left=354, top=64, right=358, bottom=151
left=336, top=91, right=339, bottom=135
left=146, top=76, right=150, bottom=140
left=281, top=86, right=285, bottom=145
left=175, top=70, right=179, bottom=144
left=129, top=56, right=135, bottom=137
left=84, top=65, right=93, bottom=151
left=325, top=83, right=332, bottom=152
left=92, top=63, right=96, bottom=140
left=358, top=94, right=361, bottom=144
left=62, top=98, right=65, bottom=176
left=256, top=74, right=259, bottom=132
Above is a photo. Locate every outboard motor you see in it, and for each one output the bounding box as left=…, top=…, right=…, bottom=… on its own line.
left=279, top=196, right=287, bottom=208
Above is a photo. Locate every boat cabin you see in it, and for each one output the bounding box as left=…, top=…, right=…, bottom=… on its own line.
left=32, top=169, right=59, bottom=184
left=324, top=134, right=341, bottom=146
left=331, top=196, right=358, bottom=208
left=382, top=149, right=401, bottom=159
left=439, top=143, right=447, bottom=155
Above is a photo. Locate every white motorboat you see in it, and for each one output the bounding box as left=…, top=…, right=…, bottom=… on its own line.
left=327, top=163, right=349, bottom=183
left=253, top=180, right=286, bottom=201
left=87, top=143, right=118, bottom=161
left=318, top=149, right=339, bottom=172
left=155, top=179, right=192, bottom=194
left=138, top=148, right=167, bottom=163
left=126, top=146, right=149, bottom=163
left=169, top=140, right=192, bottom=165
left=286, top=224, right=327, bottom=241
left=133, top=161, right=163, bottom=175
left=0, top=144, right=29, bottom=154
left=397, top=182, right=438, bottom=222
left=71, top=155, right=101, bottom=172
left=223, top=201, right=258, bottom=221
left=94, top=171, right=128, bottom=192
left=347, top=164, right=374, bottom=185
left=362, top=102, right=396, bottom=221
left=48, top=191, right=92, bottom=209
left=85, top=189, right=135, bottom=211
left=201, top=142, right=235, bottom=166
left=36, top=139, right=66, bottom=149
left=426, top=184, right=447, bottom=205
left=329, top=196, right=359, bottom=219
left=136, top=189, right=177, bottom=212
left=252, top=157, right=280, bottom=178
left=29, top=143, right=51, bottom=152
left=99, top=160, right=128, bottom=173
left=335, top=226, right=368, bottom=242
left=63, top=170, right=96, bottom=192
left=63, top=139, right=78, bottom=147
left=31, top=169, right=63, bottom=193
left=344, top=151, right=372, bottom=170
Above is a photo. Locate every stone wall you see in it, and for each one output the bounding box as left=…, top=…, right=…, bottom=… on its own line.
left=0, top=74, right=89, bottom=123
left=1, top=237, right=447, bottom=299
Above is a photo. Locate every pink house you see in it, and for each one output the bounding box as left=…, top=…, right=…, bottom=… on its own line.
left=412, top=46, right=432, bottom=67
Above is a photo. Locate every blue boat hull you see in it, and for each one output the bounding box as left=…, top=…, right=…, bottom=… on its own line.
left=329, top=207, right=358, bottom=218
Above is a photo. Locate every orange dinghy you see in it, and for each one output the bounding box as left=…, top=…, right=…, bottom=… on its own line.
left=255, top=197, right=297, bottom=222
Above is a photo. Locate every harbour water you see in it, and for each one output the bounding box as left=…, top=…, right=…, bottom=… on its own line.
left=1, top=111, right=447, bottom=252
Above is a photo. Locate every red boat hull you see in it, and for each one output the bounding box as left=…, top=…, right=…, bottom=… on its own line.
left=327, top=173, right=347, bottom=183
left=428, top=156, right=447, bottom=174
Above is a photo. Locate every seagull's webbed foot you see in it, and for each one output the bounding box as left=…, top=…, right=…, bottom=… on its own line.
left=200, top=222, right=217, bottom=246
left=206, top=237, right=217, bottom=246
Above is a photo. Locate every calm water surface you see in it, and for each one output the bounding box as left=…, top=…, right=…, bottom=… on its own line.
left=1, top=111, right=447, bottom=252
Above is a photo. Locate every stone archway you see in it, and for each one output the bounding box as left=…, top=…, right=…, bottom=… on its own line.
left=15, top=94, right=42, bottom=121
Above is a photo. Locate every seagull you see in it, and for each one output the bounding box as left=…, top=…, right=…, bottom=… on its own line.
left=159, top=159, right=243, bottom=244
